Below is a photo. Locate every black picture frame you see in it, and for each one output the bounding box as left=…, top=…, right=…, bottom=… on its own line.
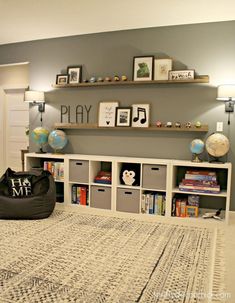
left=133, top=56, right=154, bottom=81
left=115, top=107, right=132, bottom=127
left=56, top=74, right=69, bottom=85
left=67, top=65, right=82, bottom=84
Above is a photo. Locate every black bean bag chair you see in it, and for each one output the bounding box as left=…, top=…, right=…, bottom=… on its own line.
left=0, top=168, right=56, bottom=219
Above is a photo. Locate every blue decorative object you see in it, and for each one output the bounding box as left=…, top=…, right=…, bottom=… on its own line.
left=31, top=127, right=49, bottom=153
left=48, top=130, right=68, bottom=153
left=190, top=139, right=205, bottom=162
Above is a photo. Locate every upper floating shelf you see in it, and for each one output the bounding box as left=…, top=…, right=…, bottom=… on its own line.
left=52, top=75, right=209, bottom=88
left=54, top=123, right=209, bottom=132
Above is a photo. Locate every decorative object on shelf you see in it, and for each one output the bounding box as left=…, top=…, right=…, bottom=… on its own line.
left=67, top=65, right=82, bottom=84
left=202, top=208, right=222, bottom=220
left=98, top=101, right=119, bottom=127
left=56, top=74, right=69, bottom=85
left=216, top=84, right=235, bottom=125
left=165, top=122, right=172, bottom=127
left=104, top=76, right=111, bottom=82
left=121, top=75, right=127, bottom=81
left=48, top=129, right=68, bottom=153
left=89, top=76, right=96, bottom=83
left=154, top=58, right=172, bottom=80
left=185, top=122, right=192, bottom=128
left=31, top=127, right=49, bottom=153
left=205, top=132, right=230, bottom=162
left=60, top=104, right=92, bottom=123
left=97, top=77, right=104, bottom=82
left=155, top=120, right=162, bottom=127
left=169, top=70, right=195, bottom=81
left=195, top=121, right=202, bottom=128
left=83, top=79, right=89, bottom=83
left=190, top=139, right=205, bottom=162
left=115, top=107, right=132, bottom=127
left=175, top=122, right=181, bottom=128
left=113, top=75, right=120, bottom=81
left=120, top=163, right=140, bottom=186
left=133, top=56, right=154, bottom=81
left=131, top=104, right=150, bottom=127
left=186, top=206, right=199, bottom=217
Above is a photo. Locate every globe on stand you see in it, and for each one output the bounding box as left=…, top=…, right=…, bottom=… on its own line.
left=205, top=133, right=230, bottom=163
left=190, top=139, right=205, bottom=162
left=31, top=127, right=49, bottom=153
left=48, top=130, right=68, bottom=153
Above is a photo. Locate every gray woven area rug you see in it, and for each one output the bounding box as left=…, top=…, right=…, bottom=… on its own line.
left=0, top=210, right=223, bottom=303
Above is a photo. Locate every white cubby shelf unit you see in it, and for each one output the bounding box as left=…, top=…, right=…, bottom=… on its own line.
left=25, top=153, right=232, bottom=223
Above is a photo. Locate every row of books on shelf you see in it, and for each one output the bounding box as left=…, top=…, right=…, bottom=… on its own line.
left=179, top=170, right=220, bottom=194
left=141, top=192, right=166, bottom=216
left=172, top=194, right=199, bottom=217
left=71, top=184, right=89, bottom=205
left=43, top=161, right=64, bottom=181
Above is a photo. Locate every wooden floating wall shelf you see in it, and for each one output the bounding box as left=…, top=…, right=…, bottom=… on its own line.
left=52, top=75, right=209, bottom=88
left=54, top=123, right=209, bottom=132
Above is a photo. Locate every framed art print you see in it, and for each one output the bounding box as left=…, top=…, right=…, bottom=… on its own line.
left=56, top=74, right=69, bottom=85
left=67, top=65, right=82, bottom=84
left=133, top=56, right=154, bottom=81
left=115, top=107, right=132, bottom=127
left=131, top=104, right=150, bottom=127
left=98, top=101, right=119, bottom=127
left=154, top=58, right=172, bottom=80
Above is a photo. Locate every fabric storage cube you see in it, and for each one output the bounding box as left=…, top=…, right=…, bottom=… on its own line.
left=116, top=188, right=140, bottom=213
left=142, top=164, right=166, bottom=190
left=69, top=160, right=89, bottom=183
left=90, top=185, right=111, bottom=210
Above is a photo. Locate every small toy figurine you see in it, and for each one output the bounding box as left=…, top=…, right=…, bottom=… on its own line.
left=121, top=75, right=128, bottom=81
left=175, top=122, right=181, bottom=128
left=104, top=76, right=111, bottom=82
left=156, top=121, right=162, bottom=127
left=89, top=76, right=96, bottom=83
left=122, top=170, right=136, bottom=186
left=185, top=122, right=192, bottom=128
left=165, top=122, right=172, bottom=127
left=83, top=79, right=89, bottom=83
left=195, top=121, right=202, bottom=128
left=113, top=75, right=120, bottom=81
left=97, top=77, right=104, bottom=82
left=202, top=208, right=222, bottom=220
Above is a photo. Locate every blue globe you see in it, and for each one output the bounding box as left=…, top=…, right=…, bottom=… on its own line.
left=48, top=130, right=68, bottom=152
left=31, top=127, right=49, bottom=148
left=190, top=139, right=205, bottom=155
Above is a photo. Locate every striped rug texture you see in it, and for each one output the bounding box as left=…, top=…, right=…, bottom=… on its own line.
left=0, top=210, right=222, bottom=302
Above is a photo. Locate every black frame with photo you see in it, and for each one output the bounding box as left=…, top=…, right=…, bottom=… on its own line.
left=115, top=107, right=132, bottom=127
left=67, top=65, right=82, bottom=84
left=133, top=56, right=154, bottom=81
left=56, top=74, right=69, bottom=85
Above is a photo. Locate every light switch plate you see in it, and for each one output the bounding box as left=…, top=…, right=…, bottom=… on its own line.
left=216, top=122, right=223, bottom=132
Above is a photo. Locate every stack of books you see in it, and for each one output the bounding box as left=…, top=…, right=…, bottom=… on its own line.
left=172, top=194, right=199, bottom=217
left=141, top=192, right=166, bottom=216
left=179, top=170, right=220, bottom=194
left=43, top=161, right=64, bottom=181
left=71, top=185, right=88, bottom=205
left=94, top=171, right=111, bottom=184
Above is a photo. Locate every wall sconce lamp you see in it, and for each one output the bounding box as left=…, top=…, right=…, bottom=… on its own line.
left=217, top=84, right=235, bottom=125
left=24, top=90, right=45, bottom=112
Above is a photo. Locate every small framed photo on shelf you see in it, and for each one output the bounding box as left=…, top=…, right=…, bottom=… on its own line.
left=133, top=56, right=154, bottom=81
left=67, top=65, right=82, bottom=84
left=131, top=104, right=150, bottom=127
left=56, top=74, right=69, bottom=85
left=169, top=70, right=195, bottom=81
left=116, top=107, right=132, bottom=127
left=98, top=101, right=119, bottom=127
left=186, top=206, right=199, bottom=217
left=154, top=58, right=172, bottom=80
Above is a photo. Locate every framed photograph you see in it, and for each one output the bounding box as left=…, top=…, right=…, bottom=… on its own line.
left=154, top=58, right=172, bottom=80
left=98, top=101, right=119, bottom=127
left=67, top=65, right=82, bottom=84
left=56, top=74, right=69, bottom=85
left=169, top=70, right=195, bottom=81
left=186, top=206, right=199, bottom=218
left=131, top=104, right=150, bottom=127
left=133, top=56, right=154, bottom=81
left=116, top=107, right=132, bottom=127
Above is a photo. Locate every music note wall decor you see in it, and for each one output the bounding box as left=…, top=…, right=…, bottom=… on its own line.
left=131, top=104, right=150, bottom=127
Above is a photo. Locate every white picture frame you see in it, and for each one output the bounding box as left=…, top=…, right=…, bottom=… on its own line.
left=154, top=58, right=172, bottom=80
left=131, top=104, right=150, bottom=128
left=98, top=101, right=119, bottom=127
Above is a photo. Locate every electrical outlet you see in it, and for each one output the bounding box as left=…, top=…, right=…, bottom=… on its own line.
left=216, top=122, right=223, bottom=132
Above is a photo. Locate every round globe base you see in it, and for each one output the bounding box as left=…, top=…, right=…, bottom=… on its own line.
left=191, top=154, right=202, bottom=163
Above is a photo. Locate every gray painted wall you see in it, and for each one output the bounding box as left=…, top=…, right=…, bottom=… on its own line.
left=0, top=21, right=234, bottom=209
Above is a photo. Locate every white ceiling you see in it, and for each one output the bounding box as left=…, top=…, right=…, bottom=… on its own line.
left=0, top=0, right=235, bottom=45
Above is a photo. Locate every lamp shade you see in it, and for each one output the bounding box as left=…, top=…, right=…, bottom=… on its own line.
left=217, top=85, right=235, bottom=101
left=24, top=90, right=45, bottom=102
